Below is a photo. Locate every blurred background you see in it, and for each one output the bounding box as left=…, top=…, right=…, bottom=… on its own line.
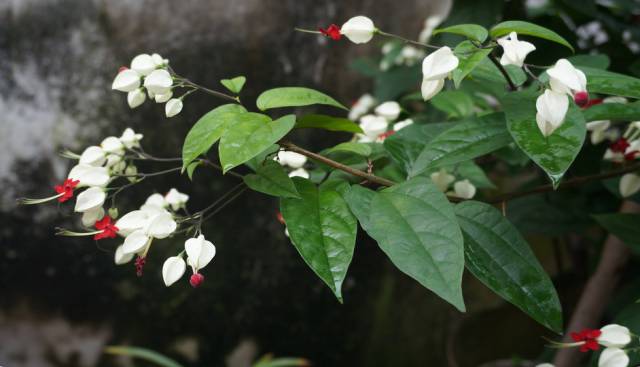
left=1, top=0, right=639, bottom=366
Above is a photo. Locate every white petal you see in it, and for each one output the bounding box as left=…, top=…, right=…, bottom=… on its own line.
left=101, top=136, right=124, bottom=154
left=453, top=179, right=476, bottom=199
left=79, top=146, right=106, bottom=166
left=348, top=94, right=376, bottom=121
left=122, top=230, right=150, bottom=255
left=430, top=169, right=455, bottom=192
left=288, top=168, right=310, bottom=179
left=74, top=187, right=106, bottom=213
left=143, top=69, right=173, bottom=95
left=598, top=324, right=631, bottom=348
left=587, top=120, right=611, bottom=132
left=115, top=210, right=149, bottom=237
left=374, top=101, right=401, bottom=121
left=620, top=173, right=640, bottom=197
left=119, top=128, right=143, bottom=148
left=127, top=88, right=146, bottom=109
left=130, top=54, right=156, bottom=76
left=498, top=32, right=536, bottom=67
left=393, top=118, right=414, bottom=131
left=547, top=59, right=587, bottom=95
left=598, top=347, right=629, bottom=367
left=359, top=114, right=388, bottom=138
left=421, top=78, right=445, bottom=101
left=151, top=53, right=165, bottom=66
left=81, top=206, right=104, bottom=227
left=165, top=98, right=183, bottom=117
left=277, top=151, right=307, bottom=169
left=162, top=256, right=186, bottom=286
left=164, top=188, right=189, bottom=210
left=112, top=69, right=141, bottom=92
left=114, top=245, right=135, bottom=265
left=534, top=364, right=554, bottom=367
left=146, top=212, right=177, bottom=239
left=341, top=16, right=375, bottom=44
left=145, top=193, right=167, bottom=208
left=68, top=164, right=110, bottom=187
left=535, top=89, right=569, bottom=137
left=154, top=91, right=173, bottom=103
left=185, top=235, right=216, bottom=271
left=422, top=47, right=459, bottom=81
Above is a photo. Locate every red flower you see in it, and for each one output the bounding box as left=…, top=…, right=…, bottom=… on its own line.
left=276, top=211, right=285, bottom=225
left=625, top=150, right=638, bottom=161
left=570, top=328, right=602, bottom=352
left=54, top=179, right=80, bottom=203
left=610, top=138, right=630, bottom=153
left=135, top=256, right=146, bottom=277
left=574, top=91, right=590, bottom=107
left=190, top=273, right=205, bottom=288
left=378, top=130, right=396, bottom=141
left=582, top=98, right=603, bottom=109
left=94, top=216, right=119, bottom=240
left=319, top=24, right=342, bottom=40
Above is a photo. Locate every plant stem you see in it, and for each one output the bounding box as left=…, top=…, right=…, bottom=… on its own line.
left=488, top=53, right=517, bottom=91
left=375, top=30, right=440, bottom=49
left=179, top=79, right=240, bottom=103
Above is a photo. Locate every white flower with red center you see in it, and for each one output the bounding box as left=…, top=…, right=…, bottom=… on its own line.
left=547, top=59, right=588, bottom=106
left=535, top=89, right=569, bottom=137
left=497, top=32, right=536, bottom=67
left=165, top=188, right=189, bottom=211
left=340, top=16, right=376, bottom=44
left=374, top=101, right=401, bottom=122
left=421, top=47, right=459, bottom=101
left=185, top=235, right=216, bottom=287
left=357, top=114, right=389, bottom=142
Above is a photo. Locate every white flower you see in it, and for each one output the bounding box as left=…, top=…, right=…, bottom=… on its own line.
left=598, top=347, right=629, bottom=367
left=127, top=88, right=146, bottom=109
left=162, top=256, right=187, bottom=286
left=626, top=140, right=640, bottom=157
left=122, top=211, right=177, bottom=254
left=341, top=16, right=376, bottom=44
left=79, top=146, right=106, bottom=166
left=276, top=151, right=307, bottom=169
left=359, top=114, right=389, bottom=140
left=185, top=235, right=216, bottom=273
left=421, top=46, right=458, bottom=101
left=112, top=69, right=141, bottom=92
left=151, top=53, right=168, bottom=67
left=130, top=54, right=157, bottom=76
left=143, top=69, right=173, bottom=95
left=620, top=173, right=640, bottom=197
left=535, top=364, right=554, bottom=367
left=288, top=168, right=310, bottom=179
left=154, top=91, right=173, bottom=103
left=547, top=59, right=587, bottom=96
left=100, top=136, right=125, bottom=155
left=165, top=98, right=183, bottom=118
left=603, top=96, right=628, bottom=104
left=74, top=187, right=106, bottom=213
left=497, top=32, right=536, bottom=67
left=81, top=206, right=104, bottom=227
left=587, top=120, right=611, bottom=144
left=375, top=101, right=401, bottom=121
left=349, top=94, right=376, bottom=121
left=145, top=193, right=168, bottom=208
left=430, top=169, right=455, bottom=192
left=114, top=245, right=134, bottom=265
left=418, top=15, right=443, bottom=43
left=536, top=89, right=569, bottom=137
left=165, top=188, right=189, bottom=210
left=119, top=128, right=143, bottom=149
left=604, top=149, right=625, bottom=163
left=393, top=118, right=414, bottom=131
left=453, top=179, right=476, bottom=199
left=115, top=210, right=150, bottom=237
left=598, top=324, right=632, bottom=348
left=68, top=164, right=110, bottom=187
left=400, top=46, right=424, bottom=65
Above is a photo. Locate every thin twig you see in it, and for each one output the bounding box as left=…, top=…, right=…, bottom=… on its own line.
left=488, top=53, right=517, bottom=91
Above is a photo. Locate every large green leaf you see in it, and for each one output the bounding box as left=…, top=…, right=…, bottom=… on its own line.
left=431, top=91, right=475, bottom=119
left=257, top=87, right=347, bottom=111
left=583, top=101, right=640, bottom=122
left=345, top=178, right=466, bottom=311
left=105, top=346, right=183, bottom=367
left=490, top=20, right=574, bottom=52
left=470, top=58, right=528, bottom=87
left=504, top=91, right=586, bottom=187
left=296, top=114, right=362, bottom=133
left=452, top=41, right=493, bottom=88
left=243, top=160, right=300, bottom=198
left=433, top=24, right=489, bottom=42
left=280, top=178, right=357, bottom=302
left=181, top=104, right=247, bottom=170
left=409, top=113, right=512, bottom=177
left=581, top=67, right=640, bottom=99
left=593, top=213, right=640, bottom=252
left=383, top=122, right=452, bottom=174
left=219, top=113, right=295, bottom=173
left=455, top=201, right=563, bottom=333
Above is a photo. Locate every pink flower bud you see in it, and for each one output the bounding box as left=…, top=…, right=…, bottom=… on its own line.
left=574, top=91, right=589, bottom=107
left=190, top=273, right=205, bottom=288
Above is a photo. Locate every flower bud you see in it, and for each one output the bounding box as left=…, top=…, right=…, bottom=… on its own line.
left=547, top=59, right=587, bottom=97
left=162, top=256, right=186, bottom=286
left=154, top=91, right=173, bottom=103
left=165, top=98, right=183, bottom=117
left=112, top=69, right=141, bottom=92
left=536, top=89, right=569, bottom=137
left=288, top=168, right=310, bottom=179
left=143, top=69, right=173, bottom=95
left=598, top=347, right=629, bottom=367
left=340, top=16, right=375, bottom=44
left=190, top=273, right=205, bottom=288
left=375, top=101, right=401, bottom=121
left=127, top=88, right=146, bottom=109
left=130, top=54, right=157, bottom=76
left=574, top=91, right=589, bottom=107
left=453, top=179, right=476, bottom=199
left=619, top=173, right=640, bottom=197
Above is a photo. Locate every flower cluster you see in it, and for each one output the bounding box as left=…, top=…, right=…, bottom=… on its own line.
left=430, top=168, right=477, bottom=199
left=162, top=234, right=216, bottom=288
left=353, top=101, right=413, bottom=143
left=111, top=53, right=184, bottom=117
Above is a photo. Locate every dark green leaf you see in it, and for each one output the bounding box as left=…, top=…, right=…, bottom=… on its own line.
left=374, top=65, right=421, bottom=101
left=431, top=91, right=475, bottom=119
left=470, top=58, right=527, bottom=87
left=296, top=114, right=362, bottom=133
left=593, top=213, right=640, bottom=252
left=280, top=178, right=357, bottom=302
left=324, top=142, right=372, bottom=157
left=433, top=24, right=489, bottom=42
left=455, top=201, right=563, bottom=333
left=452, top=41, right=493, bottom=88
left=105, top=346, right=183, bottom=367
left=383, top=122, right=452, bottom=174
left=220, top=76, right=246, bottom=94
left=583, top=101, right=640, bottom=122
left=490, top=20, right=574, bottom=52
left=181, top=104, right=247, bottom=171
left=567, top=54, right=610, bottom=70
left=219, top=114, right=295, bottom=173
left=581, top=67, right=640, bottom=99
left=257, top=87, right=347, bottom=111
left=243, top=160, right=300, bottom=198
left=455, top=161, right=496, bottom=189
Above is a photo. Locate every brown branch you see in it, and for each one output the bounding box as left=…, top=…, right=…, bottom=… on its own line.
left=488, top=53, right=517, bottom=91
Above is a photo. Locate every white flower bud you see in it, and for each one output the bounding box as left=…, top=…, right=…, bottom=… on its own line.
left=276, top=151, right=307, bottom=169
left=79, top=146, right=106, bottom=166
left=341, top=16, right=376, bottom=44
left=154, top=91, right=173, bottom=103
left=598, top=324, right=632, bottom=348
left=165, top=188, right=189, bottom=211
left=359, top=114, right=388, bottom=140
left=619, top=173, right=640, bottom=197
left=348, top=94, right=376, bottom=121
left=119, top=128, right=143, bottom=148
left=143, top=69, right=173, bottom=95
left=497, top=32, right=536, bottom=67
left=393, top=118, right=414, bottom=131
left=288, top=168, right=310, bottom=179
left=130, top=54, right=157, bottom=76
left=598, top=347, right=629, bottom=367
left=127, top=88, right=146, bottom=109
left=74, top=187, right=106, bottom=213
left=101, top=136, right=125, bottom=154
left=112, top=69, right=141, bottom=92
left=162, top=256, right=186, bottom=286
left=81, top=206, right=104, bottom=227
left=430, top=169, right=455, bottom=192
left=165, top=98, right=183, bottom=118
left=536, top=89, right=569, bottom=137
left=375, top=101, right=401, bottom=121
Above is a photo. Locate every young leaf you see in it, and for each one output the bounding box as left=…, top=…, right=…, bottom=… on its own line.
left=452, top=41, right=493, bottom=88
left=583, top=101, right=640, bottom=122
left=181, top=104, right=247, bottom=171
left=455, top=201, right=563, bottom=333
left=243, top=160, right=300, bottom=198
left=280, top=178, right=357, bottom=302
left=296, top=114, right=363, bottom=133
left=433, top=24, right=489, bottom=43
left=220, top=76, right=246, bottom=94
left=593, top=213, right=640, bottom=252
left=218, top=113, right=295, bottom=173
left=581, top=67, right=640, bottom=99
left=256, top=87, right=347, bottom=111
left=490, top=20, right=574, bottom=52
left=409, top=113, right=512, bottom=177
left=345, top=178, right=466, bottom=311
left=504, top=90, right=586, bottom=187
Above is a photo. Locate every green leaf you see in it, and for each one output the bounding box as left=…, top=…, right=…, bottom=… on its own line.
left=409, top=113, right=512, bottom=177
left=455, top=161, right=496, bottom=189
left=280, top=178, right=357, bottom=302
left=243, top=160, right=300, bottom=198
left=452, top=41, right=493, bottom=88
left=504, top=91, right=586, bottom=187
left=105, top=346, right=183, bottom=367
left=469, top=57, right=527, bottom=87
left=257, top=87, right=347, bottom=111
left=186, top=161, right=200, bottom=180
left=253, top=356, right=311, bottom=367
left=583, top=101, right=640, bottom=122
left=181, top=104, right=247, bottom=171
left=581, top=67, right=640, bottom=99
left=433, top=24, right=489, bottom=42
left=593, top=213, right=640, bottom=252
left=383, top=122, right=452, bottom=174
left=296, top=114, right=363, bottom=133
left=431, top=91, right=475, bottom=119
left=567, top=54, right=610, bottom=70
left=324, top=142, right=372, bottom=157
left=490, top=20, right=574, bottom=52
left=345, top=178, right=466, bottom=311
left=374, top=65, right=421, bottom=101
left=220, top=76, right=246, bottom=94
left=245, top=144, right=280, bottom=171
left=219, top=113, right=295, bottom=173
left=455, top=201, right=563, bottom=333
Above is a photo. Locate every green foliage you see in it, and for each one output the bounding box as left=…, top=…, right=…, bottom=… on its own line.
left=593, top=213, right=640, bottom=252
left=280, top=178, right=357, bottom=302
left=430, top=91, right=475, bottom=118
left=490, top=20, right=574, bottom=52
left=433, top=24, right=489, bottom=42
left=105, top=346, right=183, bottom=367
left=455, top=161, right=496, bottom=189
left=383, top=122, right=453, bottom=174
left=256, top=87, right=347, bottom=111
left=324, top=142, right=372, bottom=157
left=220, top=76, right=246, bottom=94
left=581, top=67, right=640, bottom=99
left=583, top=101, right=640, bottom=122
left=296, top=114, right=363, bottom=133
left=243, top=160, right=300, bottom=198
left=452, top=41, right=492, bottom=88
left=455, top=201, right=563, bottom=333
left=345, top=178, right=466, bottom=311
